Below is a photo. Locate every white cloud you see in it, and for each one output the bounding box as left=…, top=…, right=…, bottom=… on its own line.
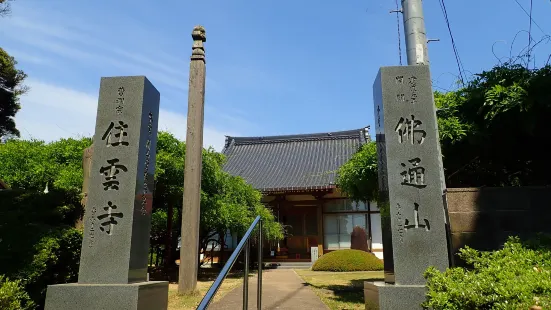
left=1, top=15, right=189, bottom=93
left=2, top=6, right=248, bottom=151
left=16, top=79, right=233, bottom=151
left=2, top=47, right=53, bottom=66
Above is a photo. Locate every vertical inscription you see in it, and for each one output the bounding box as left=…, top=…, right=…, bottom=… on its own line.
left=377, top=106, right=381, bottom=128
left=400, top=158, right=427, bottom=188
left=100, top=158, right=128, bottom=191
left=395, top=115, right=426, bottom=145
left=141, top=112, right=154, bottom=215
left=92, top=85, right=130, bottom=238
left=378, top=146, right=387, bottom=191
left=88, top=206, right=97, bottom=247
left=395, top=75, right=406, bottom=104
left=404, top=203, right=430, bottom=231
left=394, top=75, right=418, bottom=104
left=408, top=76, right=418, bottom=104
left=102, top=121, right=129, bottom=147
left=115, top=87, right=125, bottom=115
left=97, top=201, right=124, bottom=235
left=396, top=203, right=404, bottom=243
left=393, top=73, right=430, bottom=238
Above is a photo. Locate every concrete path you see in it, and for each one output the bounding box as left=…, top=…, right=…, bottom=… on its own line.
left=208, top=269, right=328, bottom=310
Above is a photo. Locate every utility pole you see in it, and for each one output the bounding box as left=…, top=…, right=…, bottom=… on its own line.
left=401, top=0, right=454, bottom=266
left=401, top=0, right=430, bottom=65
left=178, top=25, right=207, bottom=294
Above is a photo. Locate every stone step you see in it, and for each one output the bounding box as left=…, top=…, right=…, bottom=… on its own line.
left=276, top=265, right=312, bottom=269
left=265, top=262, right=313, bottom=269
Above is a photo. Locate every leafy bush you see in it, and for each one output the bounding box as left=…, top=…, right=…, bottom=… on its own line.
left=0, top=189, right=83, bottom=308
left=0, top=189, right=82, bottom=277
left=424, top=236, right=551, bottom=309
left=0, top=276, right=35, bottom=310
left=312, top=249, right=383, bottom=272
left=19, top=228, right=82, bottom=307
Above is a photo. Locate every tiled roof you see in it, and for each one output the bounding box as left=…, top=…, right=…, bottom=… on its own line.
left=222, top=127, right=370, bottom=193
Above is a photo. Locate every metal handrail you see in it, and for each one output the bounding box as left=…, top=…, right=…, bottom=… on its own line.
left=197, top=215, right=263, bottom=310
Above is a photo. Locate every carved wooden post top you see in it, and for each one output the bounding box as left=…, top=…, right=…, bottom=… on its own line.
left=191, top=25, right=206, bottom=62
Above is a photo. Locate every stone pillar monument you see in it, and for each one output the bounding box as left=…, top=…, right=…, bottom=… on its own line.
left=364, top=66, right=450, bottom=309
left=44, top=76, right=168, bottom=310
left=178, top=25, right=207, bottom=294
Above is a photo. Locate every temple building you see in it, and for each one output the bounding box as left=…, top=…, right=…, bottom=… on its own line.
left=221, top=127, right=383, bottom=260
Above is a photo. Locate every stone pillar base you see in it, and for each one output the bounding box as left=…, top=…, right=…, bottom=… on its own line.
left=364, top=281, right=426, bottom=310
left=45, top=281, right=169, bottom=310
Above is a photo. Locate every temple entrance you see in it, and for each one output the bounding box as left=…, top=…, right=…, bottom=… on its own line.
left=280, top=204, right=319, bottom=259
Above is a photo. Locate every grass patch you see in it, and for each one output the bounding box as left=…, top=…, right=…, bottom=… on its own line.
left=167, top=269, right=245, bottom=310
left=296, top=270, right=384, bottom=310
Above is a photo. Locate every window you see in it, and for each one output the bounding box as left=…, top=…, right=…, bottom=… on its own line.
left=323, top=214, right=367, bottom=250
left=205, top=230, right=236, bottom=251
left=370, top=213, right=383, bottom=250
left=323, top=199, right=367, bottom=212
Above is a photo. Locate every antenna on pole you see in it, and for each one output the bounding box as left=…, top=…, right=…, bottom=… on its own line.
left=401, top=0, right=430, bottom=65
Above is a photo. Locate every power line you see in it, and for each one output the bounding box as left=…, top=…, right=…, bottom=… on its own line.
left=528, top=0, right=534, bottom=67
left=513, top=0, right=547, bottom=35
left=438, top=0, right=466, bottom=85
left=394, top=0, right=403, bottom=65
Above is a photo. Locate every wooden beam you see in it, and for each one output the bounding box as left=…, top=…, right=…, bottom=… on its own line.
left=316, top=196, right=324, bottom=251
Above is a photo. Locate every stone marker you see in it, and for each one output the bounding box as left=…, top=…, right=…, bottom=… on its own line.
left=364, top=66, right=450, bottom=309
left=350, top=226, right=369, bottom=252
left=310, top=247, right=319, bottom=264
left=179, top=25, right=207, bottom=294
left=44, top=76, right=168, bottom=310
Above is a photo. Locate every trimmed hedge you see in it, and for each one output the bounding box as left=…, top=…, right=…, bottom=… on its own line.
left=312, top=249, right=383, bottom=272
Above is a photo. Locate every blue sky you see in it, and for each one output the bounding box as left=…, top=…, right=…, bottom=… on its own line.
left=1, top=0, right=550, bottom=151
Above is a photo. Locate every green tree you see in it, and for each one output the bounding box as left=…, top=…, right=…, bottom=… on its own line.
left=0, top=132, right=284, bottom=271
left=0, top=47, right=27, bottom=138
left=336, top=142, right=378, bottom=202
left=150, top=133, right=283, bottom=264
left=437, top=63, right=551, bottom=187
left=0, top=137, right=92, bottom=194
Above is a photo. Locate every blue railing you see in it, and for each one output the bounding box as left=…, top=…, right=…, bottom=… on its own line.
left=197, top=215, right=263, bottom=310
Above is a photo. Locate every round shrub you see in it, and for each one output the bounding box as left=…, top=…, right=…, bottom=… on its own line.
left=312, top=249, right=383, bottom=272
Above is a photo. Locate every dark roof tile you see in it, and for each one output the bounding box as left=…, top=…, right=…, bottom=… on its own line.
left=222, top=127, right=370, bottom=192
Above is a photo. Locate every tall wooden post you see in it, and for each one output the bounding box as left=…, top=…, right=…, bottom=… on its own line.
left=178, top=25, right=207, bottom=294
left=81, top=143, right=94, bottom=207
left=77, top=143, right=95, bottom=230
left=164, top=201, right=174, bottom=270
